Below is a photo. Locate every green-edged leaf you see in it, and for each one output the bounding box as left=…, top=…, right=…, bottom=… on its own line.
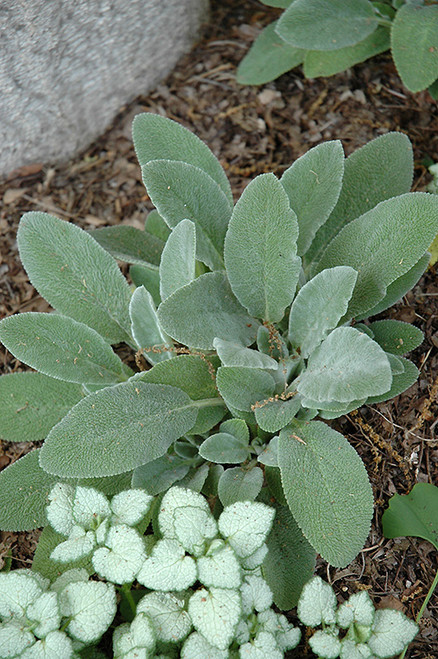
left=216, top=366, right=276, bottom=412
left=0, top=313, right=131, bottom=385
left=237, top=21, right=305, bottom=85
left=255, top=396, right=302, bottom=433
left=368, top=609, right=418, bottom=658
left=276, top=0, right=378, bottom=51
left=89, top=225, right=164, bottom=266
left=278, top=421, right=374, bottom=566
left=288, top=266, right=358, bottom=357
left=39, top=382, right=199, bottom=478
left=259, top=490, right=316, bottom=609
left=142, top=160, right=231, bottom=270
left=138, top=355, right=226, bottom=434
left=199, top=433, right=249, bottom=464
left=382, top=482, right=438, bottom=550
left=297, top=327, right=392, bottom=403
left=306, top=132, right=413, bottom=270
left=130, top=263, right=161, bottom=307
left=369, top=319, right=423, bottom=355
left=218, top=467, right=264, bottom=507
left=32, top=526, right=93, bottom=581
left=132, top=113, right=233, bottom=204
left=304, top=26, right=390, bottom=78
left=158, top=271, right=259, bottom=350
left=188, top=588, right=241, bottom=651
left=145, top=208, right=171, bottom=241
left=132, top=454, right=190, bottom=495
left=392, top=4, right=438, bottom=93
left=281, top=142, right=345, bottom=256
left=315, top=193, right=438, bottom=319
left=0, top=450, right=58, bottom=530
left=0, top=373, right=83, bottom=442
left=160, top=219, right=196, bottom=300
left=213, top=338, right=277, bottom=370
left=224, top=173, right=300, bottom=323
left=366, top=356, right=418, bottom=404
left=129, top=286, right=172, bottom=364
left=17, top=212, right=132, bottom=344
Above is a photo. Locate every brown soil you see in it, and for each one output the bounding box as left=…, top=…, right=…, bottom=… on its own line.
left=0, top=1, right=437, bottom=656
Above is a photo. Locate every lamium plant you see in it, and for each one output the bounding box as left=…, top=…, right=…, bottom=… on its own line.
left=1, top=113, right=438, bottom=617
left=237, top=0, right=438, bottom=97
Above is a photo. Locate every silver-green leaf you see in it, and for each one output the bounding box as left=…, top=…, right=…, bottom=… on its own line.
left=159, top=219, right=196, bottom=300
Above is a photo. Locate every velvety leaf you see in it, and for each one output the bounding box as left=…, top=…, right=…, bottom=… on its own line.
left=129, top=263, right=161, bottom=307
left=216, top=366, right=276, bottom=412
left=366, top=356, right=418, bottom=405
left=17, top=213, right=132, bottom=344
left=278, top=421, right=374, bottom=566
left=89, top=225, right=164, bottom=266
left=315, top=193, right=438, bottom=319
left=199, top=433, right=249, bottom=464
left=142, top=160, right=231, bottom=270
left=306, top=132, right=413, bottom=270
left=369, top=319, right=423, bottom=356
left=288, top=266, right=358, bottom=357
left=132, top=454, right=189, bottom=495
left=129, top=286, right=172, bottom=364
left=237, top=21, right=305, bottom=85
left=132, top=113, right=233, bottom=204
left=254, top=396, right=302, bottom=433
left=138, top=355, right=226, bottom=434
left=304, top=26, right=390, bottom=78
left=218, top=467, right=264, bottom=507
left=368, top=609, right=418, bottom=657
left=0, top=313, right=131, bottom=385
left=32, top=526, right=93, bottom=582
left=382, top=482, right=438, bottom=551
left=39, top=382, right=199, bottom=478
left=158, top=271, right=259, bottom=350
left=0, top=450, right=58, bottom=531
left=0, top=373, right=83, bottom=442
left=159, top=219, right=196, bottom=300
left=261, top=0, right=294, bottom=7
left=145, top=208, right=171, bottom=242
left=259, top=490, right=316, bottom=609
left=392, top=4, right=438, bottom=92
left=213, top=338, right=277, bottom=370
left=297, top=327, right=392, bottom=403
left=224, top=173, right=300, bottom=322
left=277, top=0, right=378, bottom=51
left=280, top=141, right=345, bottom=256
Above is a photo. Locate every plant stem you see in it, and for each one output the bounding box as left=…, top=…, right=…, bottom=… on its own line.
left=121, top=582, right=137, bottom=617
left=399, top=567, right=438, bottom=659
left=376, top=16, right=393, bottom=28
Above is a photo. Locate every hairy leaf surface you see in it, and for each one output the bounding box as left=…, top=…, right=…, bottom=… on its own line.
left=369, top=319, right=423, bottom=355
left=159, top=219, right=196, bottom=300
left=129, top=286, right=172, bottom=364
left=216, top=366, right=276, bottom=412
left=89, top=225, right=164, bottom=266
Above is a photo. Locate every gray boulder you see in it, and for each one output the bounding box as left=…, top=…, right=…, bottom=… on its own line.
left=0, top=0, right=208, bottom=177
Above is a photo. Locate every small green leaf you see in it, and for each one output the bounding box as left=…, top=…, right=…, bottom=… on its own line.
left=281, top=141, right=345, bottom=256
left=216, top=366, right=276, bottom=412
left=392, top=4, right=438, bottom=92
left=237, top=21, right=305, bottom=85
left=131, top=454, right=190, bottom=495
left=304, top=26, right=390, bottom=78
left=224, top=173, right=300, bottom=322
left=0, top=313, right=131, bottom=385
left=160, top=219, right=196, bottom=300
left=297, top=327, right=392, bottom=403
left=368, top=319, right=423, bottom=355
left=307, top=132, right=413, bottom=270
left=218, top=467, right=264, bottom=507
left=129, top=286, right=172, bottom=364
left=133, top=113, right=233, bottom=204
left=130, top=263, right=161, bottom=307
left=288, top=266, right=358, bottom=357
left=89, top=225, right=164, bottom=266
left=278, top=421, right=374, bottom=566
left=39, top=382, right=199, bottom=478
left=315, top=193, right=438, bottom=319
left=0, top=450, right=58, bottom=531
left=158, top=271, right=259, bottom=350
left=277, top=0, right=378, bottom=51
left=199, top=433, right=249, bottom=464
left=17, top=212, right=133, bottom=344
left=142, top=160, right=231, bottom=270
left=220, top=418, right=250, bottom=444
left=255, top=396, right=302, bottom=433
left=213, top=338, right=278, bottom=370
left=259, top=491, right=316, bottom=609
left=382, top=482, right=438, bottom=551
left=0, top=372, right=83, bottom=442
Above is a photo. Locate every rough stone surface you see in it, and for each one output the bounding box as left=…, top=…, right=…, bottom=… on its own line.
left=0, top=0, right=209, bottom=177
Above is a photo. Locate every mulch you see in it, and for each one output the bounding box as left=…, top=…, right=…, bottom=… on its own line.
left=0, top=0, right=437, bottom=656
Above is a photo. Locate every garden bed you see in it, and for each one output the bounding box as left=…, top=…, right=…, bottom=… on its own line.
left=0, top=0, right=437, bottom=656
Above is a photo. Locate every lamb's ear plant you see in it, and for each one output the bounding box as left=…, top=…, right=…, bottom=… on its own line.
left=1, top=114, right=438, bottom=608
left=237, top=0, right=438, bottom=97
